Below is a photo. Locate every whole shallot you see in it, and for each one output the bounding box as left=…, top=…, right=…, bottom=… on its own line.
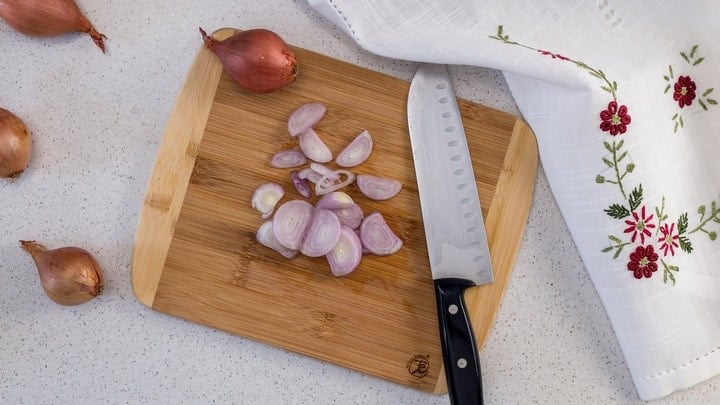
left=200, top=27, right=298, bottom=94
left=20, top=240, right=104, bottom=306
left=0, top=107, right=31, bottom=179
left=0, top=0, right=107, bottom=52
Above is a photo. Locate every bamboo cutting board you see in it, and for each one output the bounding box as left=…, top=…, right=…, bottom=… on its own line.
left=131, top=28, right=538, bottom=394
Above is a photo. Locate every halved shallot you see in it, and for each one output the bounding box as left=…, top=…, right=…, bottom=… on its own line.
left=272, top=199, right=314, bottom=250
left=299, top=128, right=332, bottom=163
left=336, top=130, right=373, bottom=167
left=252, top=182, right=284, bottom=219
left=288, top=102, right=326, bottom=137
left=271, top=149, right=307, bottom=168
left=356, top=174, right=402, bottom=200
left=326, top=226, right=363, bottom=276
left=256, top=220, right=299, bottom=259
left=359, top=212, right=403, bottom=256
left=316, top=191, right=355, bottom=210
left=300, top=209, right=342, bottom=257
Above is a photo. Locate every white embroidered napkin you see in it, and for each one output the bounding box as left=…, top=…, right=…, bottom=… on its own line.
left=308, top=0, right=720, bottom=400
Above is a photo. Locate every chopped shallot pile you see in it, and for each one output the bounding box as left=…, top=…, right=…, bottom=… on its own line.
left=251, top=101, right=403, bottom=276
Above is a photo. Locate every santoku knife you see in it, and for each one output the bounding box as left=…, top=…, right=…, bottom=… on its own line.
left=407, top=63, right=494, bottom=405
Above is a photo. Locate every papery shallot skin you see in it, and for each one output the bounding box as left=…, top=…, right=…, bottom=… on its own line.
left=0, top=0, right=107, bottom=52
left=200, top=27, right=298, bottom=94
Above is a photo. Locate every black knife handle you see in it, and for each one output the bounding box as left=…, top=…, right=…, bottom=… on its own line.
left=434, top=278, right=483, bottom=405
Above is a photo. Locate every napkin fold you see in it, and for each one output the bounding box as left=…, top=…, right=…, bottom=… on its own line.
left=308, top=0, right=720, bottom=400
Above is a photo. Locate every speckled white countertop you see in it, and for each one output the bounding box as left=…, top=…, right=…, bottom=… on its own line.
left=2, top=1, right=719, bottom=404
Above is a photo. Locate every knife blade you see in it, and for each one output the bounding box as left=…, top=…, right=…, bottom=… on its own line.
left=407, top=63, right=493, bottom=405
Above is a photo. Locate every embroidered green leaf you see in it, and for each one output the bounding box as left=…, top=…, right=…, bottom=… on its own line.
left=698, top=205, right=706, bottom=215
left=669, top=64, right=674, bottom=78
left=703, top=88, right=714, bottom=97
left=681, top=52, right=690, bottom=63
left=710, top=231, right=718, bottom=241
left=616, top=139, right=624, bottom=150
left=674, top=121, right=679, bottom=133
left=602, top=157, right=614, bottom=168
left=601, top=85, right=613, bottom=94
left=694, top=57, right=705, bottom=66
left=612, top=81, right=618, bottom=90
left=662, top=260, right=679, bottom=286
left=628, top=185, right=643, bottom=211
left=664, top=84, right=671, bottom=94
left=617, top=151, right=627, bottom=162
left=707, top=99, right=718, bottom=105
left=604, top=140, right=613, bottom=152
left=699, top=99, right=708, bottom=111
left=663, top=75, right=670, bottom=82
left=604, top=235, right=630, bottom=259
left=596, top=174, right=605, bottom=184
left=680, top=115, right=684, bottom=127
left=605, top=203, right=630, bottom=219
left=679, top=235, right=693, bottom=253
left=626, top=163, right=635, bottom=173
left=678, top=212, right=689, bottom=233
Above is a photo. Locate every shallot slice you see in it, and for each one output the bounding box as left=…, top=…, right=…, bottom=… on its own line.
left=309, top=162, right=340, bottom=182
left=256, top=221, right=298, bottom=259
left=326, top=226, right=363, bottom=277
left=316, top=191, right=355, bottom=210
left=300, top=209, right=342, bottom=257
left=273, top=199, right=314, bottom=250
left=299, top=128, right=332, bottom=163
left=252, top=182, right=285, bottom=219
left=315, top=169, right=356, bottom=196
left=332, top=203, right=364, bottom=229
left=336, top=130, right=373, bottom=167
left=290, top=170, right=311, bottom=198
left=359, top=212, right=403, bottom=256
left=271, top=149, right=307, bottom=168
left=356, top=174, right=402, bottom=200
left=288, top=102, right=327, bottom=137
left=297, top=167, right=323, bottom=183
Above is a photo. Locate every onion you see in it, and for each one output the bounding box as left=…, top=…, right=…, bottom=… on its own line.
left=356, top=174, right=402, bottom=200
left=0, top=107, right=31, bottom=179
left=272, top=199, right=314, bottom=250
left=0, top=0, right=107, bottom=52
left=309, top=162, right=340, bottom=182
left=287, top=102, right=326, bottom=137
left=290, top=170, right=311, bottom=198
left=299, top=128, right=332, bottom=163
left=326, top=226, right=363, bottom=276
left=200, top=27, right=298, bottom=94
left=332, top=203, right=364, bottom=229
left=256, top=220, right=298, bottom=259
left=251, top=182, right=284, bottom=219
left=20, top=240, right=103, bottom=306
left=297, top=167, right=323, bottom=183
left=316, top=191, right=355, bottom=210
left=271, top=149, right=307, bottom=168
left=336, top=130, right=373, bottom=167
left=315, top=169, right=356, bottom=196
left=359, top=212, right=403, bottom=256
left=300, top=209, right=342, bottom=257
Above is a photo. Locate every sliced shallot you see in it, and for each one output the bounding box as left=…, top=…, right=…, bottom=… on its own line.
left=309, top=162, right=340, bottom=182
left=256, top=221, right=298, bottom=259
left=316, top=191, right=355, bottom=210
left=271, top=149, right=307, bottom=168
left=290, top=170, right=311, bottom=198
left=336, top=130, right=373, bottom=167
left=326, top=226, right=363, bottom=276
left=299, top=128, right=332, bottom=163
left=252, top=182, right=284, bottom=219
left=272, top=199, right=314, bottom=250
left=356, top=174, right=402, bottom=200
left=332, top=203, right=364, bottom=229
left=297, top=167, right=323, bottom=183
left=315, top=169, right=356, bottom=196
left=300, top=209, right=342, bottom=257
left=359, top=212, right=403, bottom=256
left=288, top=102, right=326, bottom=137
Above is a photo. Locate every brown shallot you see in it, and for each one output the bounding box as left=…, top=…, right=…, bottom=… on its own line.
left=20, top=240, right=104, bottom=306
left=0, top=107, right=31, bottom=179
left=0, top=0, right=107, bottom=52
left=200, top=27, right=298, bottom=94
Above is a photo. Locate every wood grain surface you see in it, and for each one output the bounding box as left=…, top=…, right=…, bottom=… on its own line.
left=131, top=28, right=538, bottom=394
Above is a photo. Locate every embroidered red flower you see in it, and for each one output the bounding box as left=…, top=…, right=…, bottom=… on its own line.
left=627, top=245, right=659, bottom=279
left=658, top=223, right=680, bottom=256
left=624, top=206, right=655, bottom=243
left=599, top=101, right=631, bottom=135
left=537, top=49, right=570, bottom=60
left=673, top=75, right=697, bottom=108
